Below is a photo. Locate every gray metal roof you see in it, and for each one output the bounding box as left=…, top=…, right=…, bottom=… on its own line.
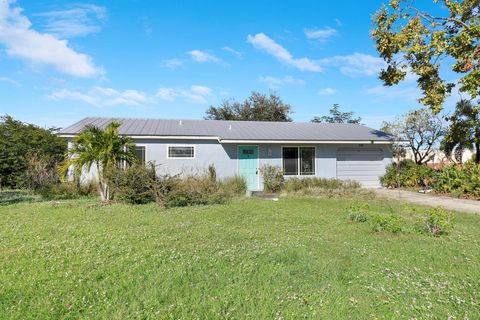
left=58, top=117, right=393, bottom=142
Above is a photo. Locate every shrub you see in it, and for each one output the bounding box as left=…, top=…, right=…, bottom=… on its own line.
left=260, top=165, right=284, bottom=193
left=284, top=177, right=361, bottom=193
left=108, top=165, right=158, bottom=204
left=381, top=160, right=435, bottom=188
left=434, top=162, right=480, bottom=197
left=423, top=207, right=453, bottom=236
left=23, top=153, right=61, bottom=190
left=219, top=175, right=247, bottom=196
left=38, top=181, right=96, bottom=200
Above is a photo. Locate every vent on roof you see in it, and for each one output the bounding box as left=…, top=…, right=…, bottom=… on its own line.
left=179, top=120, right=182, bottom=126
left=228, top=125, right=232, bottom=130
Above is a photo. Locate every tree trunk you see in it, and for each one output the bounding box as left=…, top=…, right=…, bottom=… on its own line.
left=476, top=142, right=480, bottom=164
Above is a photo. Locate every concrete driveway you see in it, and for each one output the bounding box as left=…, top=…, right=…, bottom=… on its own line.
left=374, top=188, right=480, bottom=214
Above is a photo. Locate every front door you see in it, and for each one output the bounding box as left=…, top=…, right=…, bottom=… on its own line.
left=238, top=146, right=259, bottom=190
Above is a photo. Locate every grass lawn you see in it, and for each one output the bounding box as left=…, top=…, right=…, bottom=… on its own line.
left=1, top=196, right=479, bottom=319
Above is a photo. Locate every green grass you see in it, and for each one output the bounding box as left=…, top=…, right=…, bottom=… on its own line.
left=1, top=196, right=479, bottom=319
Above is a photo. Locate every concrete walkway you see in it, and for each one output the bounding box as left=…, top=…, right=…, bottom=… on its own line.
left=373, top=188, right=480, bottom=214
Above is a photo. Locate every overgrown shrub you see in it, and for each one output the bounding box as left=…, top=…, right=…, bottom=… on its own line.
left=423, top=207, right=453, bottom=236
left=108, top=165, right=158, bottom=204
left=381, top=160, right=480, bottom=198
left=38, top=181, right=97, bottom=200
left=23, top=153, right=61, bottom=190
left=284, top=177, right=361, bottom=193
left=108, top=164, right=243, bottom=207
left=260, top=165, right=284, bottom=192
left=381, top=160, right=435, bottom=188
left=219, top=175, right=247, bottom=196
left=434, top=162, right=480, bottom=197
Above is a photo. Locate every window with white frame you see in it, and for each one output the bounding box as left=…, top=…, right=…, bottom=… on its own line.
left=282, top=147, right=315, bottom=175
left=168, top=146, right=195, bottom=158
left=134, top=146, right=146, bottom=164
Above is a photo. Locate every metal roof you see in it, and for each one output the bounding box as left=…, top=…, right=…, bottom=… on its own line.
left=58, top=117, right=394, bottom=142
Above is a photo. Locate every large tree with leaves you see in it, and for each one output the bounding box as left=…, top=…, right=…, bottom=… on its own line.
left=0, top=115, right=66, bottom=188
left=442, top=99, right=480, bottom=163
left=205, top=91, right=293, bottom=121
left=61, top=122, right=137, bottom=202
left=311, top=104, right=362, bottom=124
left=381, top=108, right=446, bottom=164
left=371, top=0, right=479, bottom=112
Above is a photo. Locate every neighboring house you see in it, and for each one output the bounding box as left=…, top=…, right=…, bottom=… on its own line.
left=58, top=117, right=395, bottom=190
left=401, top=149, right=474, bottom=169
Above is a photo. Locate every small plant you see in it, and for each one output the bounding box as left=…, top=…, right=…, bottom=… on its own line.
left=369, top=213, right=406, bottom=234
left=259, top=165, right=284, bottom=193
left=348, top=202, right=370, bottom=222
left=207, top=164, right=217, bottom=182
left=423, top=207, right=453, bottom=236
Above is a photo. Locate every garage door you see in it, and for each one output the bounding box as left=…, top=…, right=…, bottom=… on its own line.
left=336, top=148, right=385, bottom=188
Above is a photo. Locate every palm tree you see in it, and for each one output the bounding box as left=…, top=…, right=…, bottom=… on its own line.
left=61, top=122, right=137, bottom=201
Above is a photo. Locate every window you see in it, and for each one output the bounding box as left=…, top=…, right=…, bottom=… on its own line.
left=168, top=146, right=195, bottom=158
left=282, top=147, right=315, bottom=175
left=135, top=146, right=146, bottom=164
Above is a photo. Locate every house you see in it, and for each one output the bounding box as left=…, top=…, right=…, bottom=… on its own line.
left=58, top=117, right=395, bottom=190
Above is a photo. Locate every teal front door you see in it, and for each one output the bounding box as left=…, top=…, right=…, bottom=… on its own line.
left=239, top=146, right=259, bottom=190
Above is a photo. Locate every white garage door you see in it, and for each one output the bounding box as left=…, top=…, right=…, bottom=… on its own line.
left=336, top=148, right=385, bottom=188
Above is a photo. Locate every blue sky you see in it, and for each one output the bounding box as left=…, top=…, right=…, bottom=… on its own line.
left=0, top=0, right=461, bottom=129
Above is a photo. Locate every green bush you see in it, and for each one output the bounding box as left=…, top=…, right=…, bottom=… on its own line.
left=381, top=160, right=480, bottom=198
left=108, top=165, right=158, bottom=204
left=259, top=165, right=284, bottom=193
left=434, top=162, right=480, bottom=197
left=423, top=207, right=453, bottom=236
left=381, top=160, right=435, bottom=188
left=284, top=177, right=361, bottom=193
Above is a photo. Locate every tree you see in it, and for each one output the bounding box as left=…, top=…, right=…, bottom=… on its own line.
left=371, top=0, right=480, bottom=112
left=442, top=99, right=480, bottom=163
left=61, top=122, right=137, bottom=202
left=381, top=108, right=446, bottom=164
left=205, top=91, right=293, bottom=121
left=0, top=115, right=66, bottom=188
left=311, top=104, right=362, bottom=123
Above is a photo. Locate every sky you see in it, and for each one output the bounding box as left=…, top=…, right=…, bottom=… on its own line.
left=0, top=0, right=464, bottom=129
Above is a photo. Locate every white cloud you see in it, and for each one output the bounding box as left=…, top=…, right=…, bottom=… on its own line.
left=320, top=53, right=385, bottom=77
left=190, top=85, right=212, bottom=96
left=50, top=83, right=214, bottom=107
left=49, top=87, right=148, bottom=107
left=0, top=0, right=102, bottom=77
left=222, top=46, right=242, bottom=58
left=0, top=76, right=20, bottom=86
left=318, top=87, right=337, bottom=95
left=156, top=85, right=213, bottom=104
left=259, top=75, right=304, bottom=88
left=304, top=27, right=337, bottom=41
left=187, top=50, right=220, bottom=63
left=155, top=87, right=177, bottom=101
left=163, top=58, right=184, bottom=69
left=34, top=4, right=107, bottom=38
left=364, top=85, right=420, bottom=101
left=246, top=33, right=322, bottom=72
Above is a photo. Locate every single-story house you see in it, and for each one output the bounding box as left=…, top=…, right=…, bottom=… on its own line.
left=58, top=117, right=395, bottom=190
